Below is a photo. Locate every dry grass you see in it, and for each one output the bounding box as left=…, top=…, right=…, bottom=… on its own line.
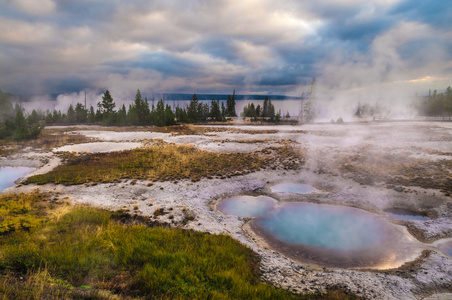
left=27, top=129, right=100, bottom=151
left=261, top=142, right=306, bottom=170
left=1, top=124, right=306, bottom=158
left=0, top=142, right=20, bottom=157
left=338, top=147, right=452, bottom=195
left=0, top=128, right=99, bottom=157
left=212, top=138, right=298, bottom=145
left=26, top=142, right=267, bottom=185
left=25, top=138, right=306, bottom=185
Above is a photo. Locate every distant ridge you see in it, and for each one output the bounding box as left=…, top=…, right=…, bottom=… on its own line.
left=151, top=93, right=299, bottom=101
left=5, top=91, right=299, bottom=102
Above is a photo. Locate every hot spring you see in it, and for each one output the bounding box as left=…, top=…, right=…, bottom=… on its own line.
left=270, top=183, right=318, bottom=194
left=216, top=195, right=277, bottom=217
left=250, top=202, right=420, bottom=268
left=0, top=166, right=35, bottom=191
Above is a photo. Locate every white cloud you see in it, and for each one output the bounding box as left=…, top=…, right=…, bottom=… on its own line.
left=0, top=17, right=56, bottom=45
left=0, top=0, right=450, bottom=101
left=9, top=0, right=56, bottom=15
left=319, top=20, right=452, bottom=96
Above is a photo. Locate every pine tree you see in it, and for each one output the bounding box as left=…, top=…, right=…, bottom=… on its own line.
left=276, top=110, right=281, bottom=123
left=75, top=103, right=87, bottom=123
left=12, top=103, right=43, bottom=140
left=268, top=99, right=275, bottom=121
left=263, top=97, right=269, bottom=118
left=133, top=90, right=150, bottom=125
left=13, top=103, right=28, bottom=140
left=88, top=106, right=96, bottom=123
left=0, top=89, right=14, bottom=122
left=144, top=97, right=151, bottom=124
left=256, top=104, right=261, bottom=118
left=53, top=110, right=62, bottom=124
left=98, top=90, right=116, bottom=125
left=45, top=110, right=54, bottom=124
left=226, top=90, right=237, bottom=117
left=117, top=104, right=127, bottom=126
left=153, top=99, right=166, bottom=126
left=175, top=106, right=189, bottom=123
left=197, top=102, right=209, bottom=122
left=99, top=90, right=116, bottom=115
left=221, top=102, right=226, bottom=118
left=210, top=99, right=222, bottom=121
left=28, top=109, right=40, bottom=124
left=230, top=89, right=237, bottom=117
left=187, top=94, right=199, bottom=123
left=67, top=104, right=76, bottom=124
left=165, top=104, right=175, bottom=125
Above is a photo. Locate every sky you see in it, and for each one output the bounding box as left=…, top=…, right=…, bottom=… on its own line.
left=1, top=0, right=451, bottom=116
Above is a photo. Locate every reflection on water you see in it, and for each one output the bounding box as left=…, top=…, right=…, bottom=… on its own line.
left=270, top=183, right=318, bottom=194
left=0, top=166, right=35, bottom=191
left=384, top=208, right=430, bottom=221
left=216, top=195, right=277, bottom=217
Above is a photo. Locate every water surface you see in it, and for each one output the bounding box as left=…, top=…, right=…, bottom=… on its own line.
left=0, top=166, right=35, bottom=191
left=251, top=202, right=419, bottom=268
left=270, top=183, right=318, bottom=194
left=216, top=195, right=277, bottom=217
left=257, top=202, right=385, bottom=251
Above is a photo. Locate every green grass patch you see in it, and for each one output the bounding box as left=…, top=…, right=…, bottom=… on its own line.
left=0, top=193, right=359, bottom=299
left=0, top=191, right=54, bottom=235
left=25, top=143, right=266, bottom=185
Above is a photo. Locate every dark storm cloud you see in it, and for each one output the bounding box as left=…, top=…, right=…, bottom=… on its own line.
left=106, top=52, right=201, bottom=77
left=0, top=0, right=450, bottom=101
left=195, top=37, right=241, bottom=63
left=391, top=0, right=452, bottom=29
left=44, top=76, right=91, bottom=97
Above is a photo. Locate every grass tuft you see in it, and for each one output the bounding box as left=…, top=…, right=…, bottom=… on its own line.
left=25, top=143, right=266, bottom=185
left=0, top=192, right=359, bottom=299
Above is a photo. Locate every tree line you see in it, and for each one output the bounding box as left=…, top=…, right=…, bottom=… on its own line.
left=414, top=86, right=452, bottom=116
left=0, top=89, right=238, bottom=140
left=44, top=89, right=237, bottom=127
left=0, top=89, right=43, bottom=141
left=241, top=96, right=289, bottom=123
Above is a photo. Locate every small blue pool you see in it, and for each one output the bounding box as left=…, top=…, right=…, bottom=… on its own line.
left=270, top=183, right=318, bottom=194
left=0, top=166, right=35, bottom=191
left=216, top=195, right=277, bottom=217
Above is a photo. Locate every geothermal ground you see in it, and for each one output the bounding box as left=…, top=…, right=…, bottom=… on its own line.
left=1, top=121, right=452, bottom=299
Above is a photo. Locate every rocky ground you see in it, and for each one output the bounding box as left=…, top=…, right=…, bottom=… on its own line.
left=1, top=121, right=452, bottom=300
